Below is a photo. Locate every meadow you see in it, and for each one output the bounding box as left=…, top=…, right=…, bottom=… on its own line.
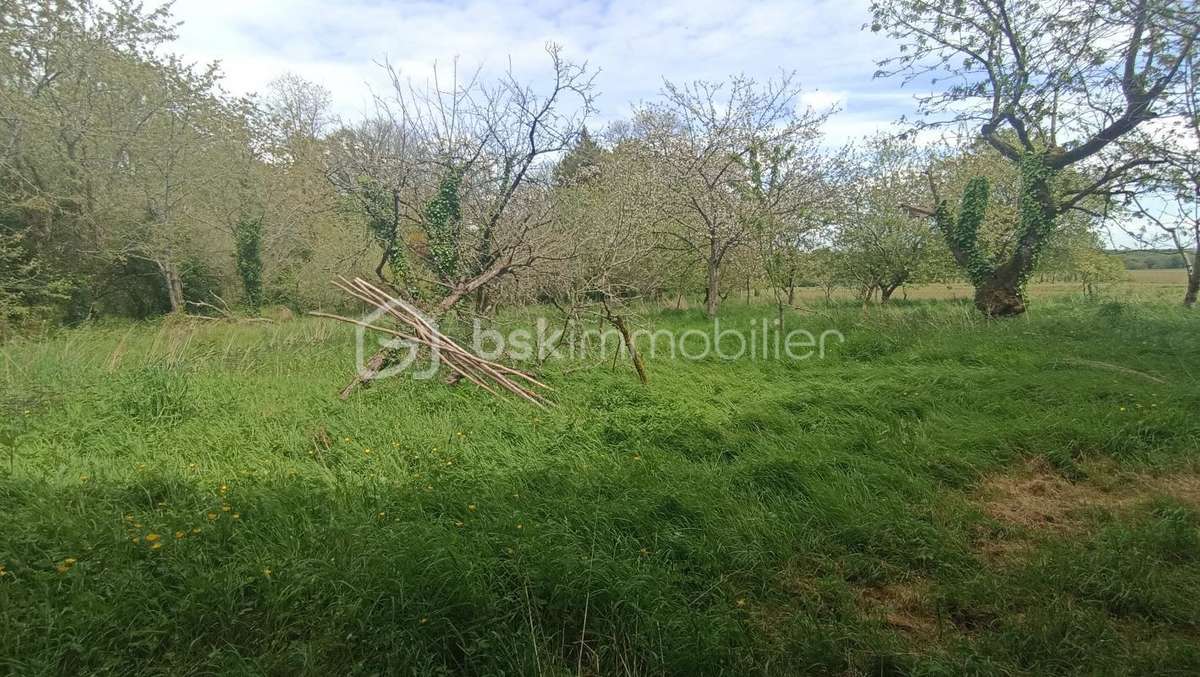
left=2, top=280, right=1199, bottom=675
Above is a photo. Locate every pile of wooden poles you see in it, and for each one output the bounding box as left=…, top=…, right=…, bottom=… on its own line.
left=311, top=277, right=553, bottom=407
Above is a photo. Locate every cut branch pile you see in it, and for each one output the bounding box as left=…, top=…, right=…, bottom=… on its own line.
left=312, top=277, right=553, bottom=408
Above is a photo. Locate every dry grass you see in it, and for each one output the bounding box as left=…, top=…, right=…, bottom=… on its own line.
left=973, top=457, right=1200, bottom=562
left=856, top=579, right=941, bottom=641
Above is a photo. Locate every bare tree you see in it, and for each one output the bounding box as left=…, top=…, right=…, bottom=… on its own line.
left=328, top=44, right=597, bottom=397
left=634, top=74, right=829, bottom=317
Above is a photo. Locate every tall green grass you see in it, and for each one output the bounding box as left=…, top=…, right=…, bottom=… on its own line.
left=1, top=295, right=1198, bottom=675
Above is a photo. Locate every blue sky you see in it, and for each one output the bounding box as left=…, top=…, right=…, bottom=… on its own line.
left=168, top=0, right=922, bottom=145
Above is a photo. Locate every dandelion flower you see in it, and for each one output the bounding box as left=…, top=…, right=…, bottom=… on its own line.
left=64, top=558, right=77, bottom=565
left=419, top=617, right=428, bottom=624
left=736, top=599, right=747, bottom=608
left=191, top=528, right=202, bottom=534
left=516, top=523, right=523, bottom=529
left=454, top=520, right=464, bottom=528
left=468, top=504, right=476, bottom=512
left=232, top=513, right=240, bottom=520
left=150, top=542, right=162, bottom=550
left=175, top=531, right=185, bottom=540
left=263, top=568, right=272, bottom=578
left=145, top=533, right=160, bottom=543
left=207, top=512, right=218, bottom=521
left=131, top=537, right=140, bottom=544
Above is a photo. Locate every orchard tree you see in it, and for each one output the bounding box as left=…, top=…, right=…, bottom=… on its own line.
left=871, top=0, right=1199, bottom=316
left=329, top=45, right=597, bottom=396
left=835, top=135, right=949, bottom=303
left=635, top=74, right=829, bottom=317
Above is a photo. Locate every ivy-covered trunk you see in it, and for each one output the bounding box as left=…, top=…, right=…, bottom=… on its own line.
left=234, top=217, right=263, bottom=310
left=973, top=266, right=1026, bottom=317
left=936, top=154, right=1057, bottom=319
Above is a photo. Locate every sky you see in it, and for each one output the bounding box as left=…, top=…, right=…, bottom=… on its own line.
left=165, top=0, right=922, bottom=146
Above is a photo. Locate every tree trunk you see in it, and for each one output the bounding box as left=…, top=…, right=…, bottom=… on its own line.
left=705, top=260, right=720, bottom=318
left=880, top=285, right=897, bottom=304
left=1185, top=269, right=1198, bottom=308
left=974, top=270, right=1026, bottom=318
left=160, top=260, right=184, bottom=313
left=610, top=313, right=648, bottom=385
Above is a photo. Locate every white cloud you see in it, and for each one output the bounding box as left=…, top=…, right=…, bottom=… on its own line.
left=165, top=0, right=923, bottom=142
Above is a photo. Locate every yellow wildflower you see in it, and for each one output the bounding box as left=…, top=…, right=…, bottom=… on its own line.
left=175, top=531, right=185, bottom=540
left=144, top=533, right=160, bottom=543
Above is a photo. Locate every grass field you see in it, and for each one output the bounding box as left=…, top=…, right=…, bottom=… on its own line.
left=2, top=282, right=1199, bottom=675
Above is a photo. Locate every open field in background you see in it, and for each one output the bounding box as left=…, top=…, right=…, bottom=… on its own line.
left=2, top=290, right=1199, bottom=675
left=697, top=269, right=1193, bottom=308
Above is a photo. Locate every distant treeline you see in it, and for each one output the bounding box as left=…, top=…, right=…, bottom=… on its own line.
left=1108, top=250, right=1190, bottom=270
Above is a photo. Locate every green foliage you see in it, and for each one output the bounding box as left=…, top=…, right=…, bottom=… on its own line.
left=1015, top=153, right=1059, bottom=287
left=233, top=218, right=264, bottom=309
left=553, top=126, right=604, bottom=186
left=355, top=176, right=410, bottom=283
left=1114, top=250, right=1190, bottom=270
left=421, top=169, right=463, bottom=281
left=935, top=175, right=994, bottom=286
